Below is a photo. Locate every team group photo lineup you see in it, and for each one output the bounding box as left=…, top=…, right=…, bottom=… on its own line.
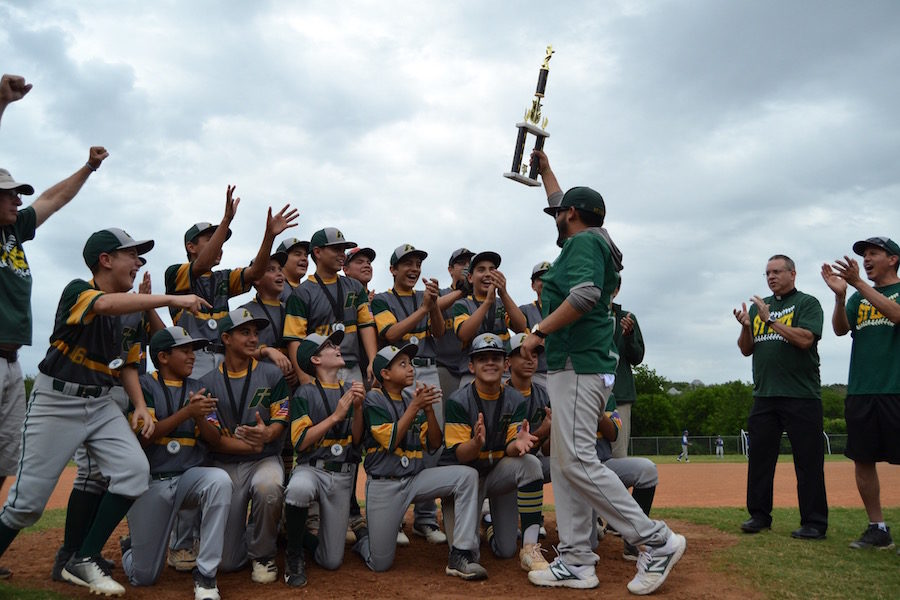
left=2, top=3, right=899, bottom=599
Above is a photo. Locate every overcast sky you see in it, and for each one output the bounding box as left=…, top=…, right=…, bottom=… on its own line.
left=2, top=0, right=899, bottom=385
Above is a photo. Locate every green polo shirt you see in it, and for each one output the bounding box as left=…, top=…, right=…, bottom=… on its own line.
left=541, top=230, right=619, bottom=374
left=0, top=207, right=37, bottom=346
left=846, top=282, right=900, bottom=395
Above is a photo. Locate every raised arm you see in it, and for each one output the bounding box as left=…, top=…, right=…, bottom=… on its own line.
left=533, top=150, right=561, bottom=198
left=191, top=185, right=239, bottom=277
left=243, top=204, right=299, bottom=284
left=31, top=147, right=109, bottom=227
left=0, top=74, right=32, bottom=129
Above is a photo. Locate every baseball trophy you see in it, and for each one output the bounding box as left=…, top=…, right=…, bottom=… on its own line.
left=504, top=45, right=554, bottom=187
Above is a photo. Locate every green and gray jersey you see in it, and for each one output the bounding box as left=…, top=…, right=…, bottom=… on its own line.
left=846, top=282, right=900, bottom=394
left=38, top=279, right=142, bottom=386
left=519, top=300, right=548, bottom=374
left=434, top=287, right=467, bottom=375
left=198, top=359, right=290, bottom=463
left=452, top=295, right=511, bottom=345
left=748, top=288, right=822, bottom=399
left=371, top=288, right=437, bottom=358
left=137, top=372, right=216, bottom=475
left=514, top=381, right=549, bottom=455
left=442, top=384, right=527, bottom=476
left=165, top=263, right=251, bottom=343
left=363, top=388, right=432, bottom=478
left=290, top=379, right=358, bottom=464
left=283, top=274, right=375, bottom=367
left=0, top=207, right=37, bottom=346
left=541, top=230, right=620, bottom=374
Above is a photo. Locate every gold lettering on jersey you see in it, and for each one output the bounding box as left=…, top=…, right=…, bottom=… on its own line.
left=856, top=292, right=899, bottom=330
left=0, top=234, right=31, bottom=279
left=752, top=305, right=795, bottom=342
left=250, top=388, right=271, bottom=408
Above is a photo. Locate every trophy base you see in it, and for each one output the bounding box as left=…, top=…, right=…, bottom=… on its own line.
left=515, top=121, right=550, bottom=137
left=504, top=172, right=542, bottom=187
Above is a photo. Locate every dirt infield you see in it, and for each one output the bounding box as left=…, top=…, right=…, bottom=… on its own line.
left=0, top=460, right=895, bottom=599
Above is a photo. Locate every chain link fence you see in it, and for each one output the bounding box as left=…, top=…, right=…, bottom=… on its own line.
left=629, top=433, right=847, bottom=456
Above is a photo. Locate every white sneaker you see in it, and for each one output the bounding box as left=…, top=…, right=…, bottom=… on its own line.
left=519, top=542, right=550, bottom=571
left=61, top=555, right=126, bottom=597
left=413, top=523, right=447, bottom=545
left=397, top=528, right=410, bottom=546
left=528, top=556, right=599, bottom=589
left=626, top=533, right=686, bottom=595
left=168, top=547, right=198, bottom=572
left=251, top=558, right=278, bottom=584
left=193, top=570, right=221, bottom=600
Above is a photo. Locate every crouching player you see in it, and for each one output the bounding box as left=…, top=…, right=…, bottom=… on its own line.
left=122, top=327, right=233, bottom=600
left=441, top=333, right=549, bottom=573
left=198, top=309, right=290, bottom=583
left=282, top=331, right=367, bottom=587
left=363, top=343, right=487, bottom=580
left=593, top=397, right=659, bottom=562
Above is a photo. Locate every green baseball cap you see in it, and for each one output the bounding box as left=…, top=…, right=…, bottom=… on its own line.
left=250, top=251, right=288, bottom=268
left=295, top=331, right=345, bottom=376
left=543, top=186, right=606, bottom=220
left=852, top=237, right=900, bottom=257
left=184, top=222, right=232, bottom=245
left=309, top=227, right=357, bottom=254
left=83, top=228, right=155, bottom=268
left=507, top=332, right=543, bottom=356
left=469, top=251, right=501, bottom=270
left=150, top=326, right=208, bottom=357
left=531, top=261, right=551, bottom=281
left=276, top=237, right=310, bottom=255
left=469, top=332, right=507, bottom=357
left=0, top=168, right=34, bottom=195
left=390, top=243, right=428, bottom=266
left=372, top=342, right=418, bottom=383
left=217, top=308, right=269, bottom=336
left=449, top=247, right=475, bottom=267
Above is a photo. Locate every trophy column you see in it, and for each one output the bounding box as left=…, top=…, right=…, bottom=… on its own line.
left=504, top=45, right=554, bottom=187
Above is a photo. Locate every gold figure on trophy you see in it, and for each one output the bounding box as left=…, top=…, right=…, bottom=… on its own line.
left=504, top=46, right=555, bottom=187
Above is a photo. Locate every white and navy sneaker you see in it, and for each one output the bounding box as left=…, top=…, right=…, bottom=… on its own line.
left=528, top=556, right=599, bottom=589
left=413, top=523, right=447, bottom=545
left=626, top=533, right=686, bottom=595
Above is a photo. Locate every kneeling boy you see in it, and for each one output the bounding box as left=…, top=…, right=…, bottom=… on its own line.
left=363, top=343, right=487, bottom=579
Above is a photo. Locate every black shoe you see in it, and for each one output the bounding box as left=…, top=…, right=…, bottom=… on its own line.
left=791, top=526, right=826, bottom=540
left=284, top=549, right=307, bottom=588
left=51, top=547, right=73, bottom=582
left=740, top=517, right=771, bottom=534
left=193, top=567, right=220, bottom=600
left=849, top=524, right=894, bottom=550
left=0, top=566, right=10, bottom=579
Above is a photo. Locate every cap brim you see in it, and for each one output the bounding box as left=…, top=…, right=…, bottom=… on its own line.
left=194, top=225, right=233, bottom=242
left=470, top=346, right=507, bottom=357
left=470, top=251, right=501, bottom=269
left=271, top=251, right=288, bottom=267
left=852, top=240, right=881, bottom=256
left=450, top=252, right=475, bottom=266
left=0, top=182, right=35, bottom=195
left=318, top=329, right=345, bottom=351
left=121, top=239, right=155, bottom=256
left=349, top=247, right=376, bottom=261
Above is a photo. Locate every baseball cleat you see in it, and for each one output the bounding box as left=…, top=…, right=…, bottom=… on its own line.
left=283, top=550, right=307, bottom=588
left=519, top=542, right=550, bottom=571
left=61, top=555, right=125, bottom=597
left=168, top=546, right=198, bottom=571
left=849, top=524, right=894, bottom=550
left=51, top=547, right=73, bottom=582
left=626, top=533, right=686, bottom=595
left=193, top=568, right=221, bottom=600
left=251, top=558, right=278, bottom=584
left=413, top=523, right=447, bottom=545
left=446, top=547, right=488, bottom=581
left=528, top=557, right=599, bottom=589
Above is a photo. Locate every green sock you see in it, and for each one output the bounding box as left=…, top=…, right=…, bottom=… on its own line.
left=632, top=486, right=656, bottom=517
left=285, top=505, right=309, bottom=554
left=0, top=522, right=20, bottom=557
left=63, top=488, right=103, bottom=552
left=518, top=479, right=544, bottom=541
left=77, top=492, right=134, bottom=558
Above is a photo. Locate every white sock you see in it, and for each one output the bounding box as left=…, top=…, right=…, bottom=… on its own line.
left=872, top=522, right=887, bottom=531
left=523, top=524, right=540, bottom=545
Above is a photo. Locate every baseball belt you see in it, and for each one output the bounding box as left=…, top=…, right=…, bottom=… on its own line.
left=310, top=459, right=353, bottom=474
left=51, top=378, right=112, bottom=398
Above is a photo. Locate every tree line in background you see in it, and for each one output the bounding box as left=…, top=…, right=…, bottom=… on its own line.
left=630, top=365, right=846, bottom=437
left=24, top=370, right=847, bottom=438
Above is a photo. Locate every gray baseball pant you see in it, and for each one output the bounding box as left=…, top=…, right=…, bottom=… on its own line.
left=443, top=454, right=543, bottom=560
left=548, top=368, right=669, bottom=566
left=123, top=467, right=232, bottom=584
left=211, top=455, right=284, bottom=571
left=364, top=465, right=479, bottom=572
left=609, top=402, right=632, bottom=458
left=590, top=456, right=658, bottom=546
left=405, top=363, right=442, bottom=528
left=0, top=374, right=149, bottom=530
left=71, top=386, right=131, bottom=495
left=285, top=464, right=353, bottom=569
left=0, top=356, right=25, bottom=477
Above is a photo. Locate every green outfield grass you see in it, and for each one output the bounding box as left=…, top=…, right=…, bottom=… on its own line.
left=656, top=506, right=900, bottom=600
